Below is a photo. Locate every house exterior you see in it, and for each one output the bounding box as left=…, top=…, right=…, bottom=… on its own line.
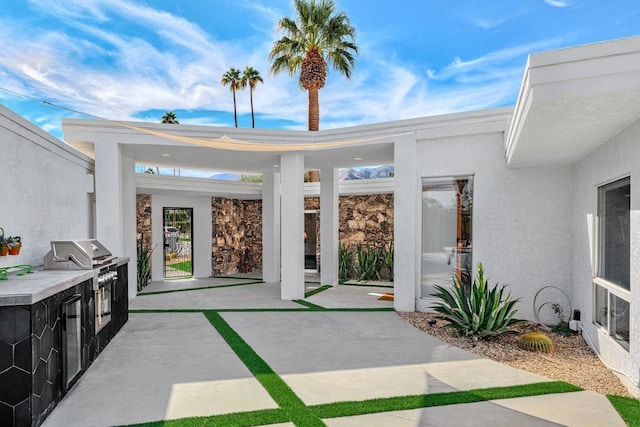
left=2, top=35, right=640, bottom=394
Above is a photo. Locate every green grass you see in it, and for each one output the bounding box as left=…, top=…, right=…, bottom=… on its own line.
left=123, top=283, right=629, bottom=426
left=293, top=300, right=326, bottom=309
left=167, top=260, right=192, bottom=273
left=305, top=284, right=332, bottom=298
left=137, top=281, right=264, bottom=296
left=203, top=311, right=324, bottom=426
left=608, top=395, right=640, bottom=426
left=310, top=382, right=582, bottom=419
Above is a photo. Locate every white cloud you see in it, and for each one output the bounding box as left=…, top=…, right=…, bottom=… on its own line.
left=544, top=0, right=572, bottom=7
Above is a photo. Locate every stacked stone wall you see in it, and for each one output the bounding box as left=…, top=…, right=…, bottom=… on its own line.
left=211, top=198, right=262, bottom=275
left=136, top=194, right=152, bottom=248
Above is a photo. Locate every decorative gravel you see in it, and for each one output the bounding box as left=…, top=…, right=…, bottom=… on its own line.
left=399, top=312, right=631, bottom=397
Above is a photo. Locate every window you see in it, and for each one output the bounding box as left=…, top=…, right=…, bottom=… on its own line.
left=594, top=177, right=630, bottom=351
left=421, top=176, right=473, bottom=298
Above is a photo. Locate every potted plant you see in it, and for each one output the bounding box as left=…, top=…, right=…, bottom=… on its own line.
left=0, top=229, right=7, bottom=257
left=6, top=236, right=21, bottom=255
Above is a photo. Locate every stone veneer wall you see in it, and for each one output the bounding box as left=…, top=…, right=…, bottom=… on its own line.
left=212, top=198, right=263, bottom=275
left=305, top=193, right=394, bottom=249
left=136, top=194, right=152, bottom=248
left=137, top=193, right=393, bottom=276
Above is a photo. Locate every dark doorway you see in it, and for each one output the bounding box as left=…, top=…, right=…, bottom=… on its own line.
left=163, top=207, right=193, bottom=278
left=304, top=210, right=318, bottom=271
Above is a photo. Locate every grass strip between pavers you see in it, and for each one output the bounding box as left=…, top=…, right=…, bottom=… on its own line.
left=123, top=308, right=593, bottom=427
left=203, top=311, right=325, bottom=426
left=305, top=284, right=332, bottom=298
left=129, top=307, right=395, bottom=314
left=608, top=395, right=640, bottom=426
left=293, top=299, right=326, bottom=309
left=125, top=407, right=289, bottom=427
left=137, top=281, right=264, bottom=296
left=340, top=282, right=395, bottom=289
left=310, top=381, right=582, bottom=419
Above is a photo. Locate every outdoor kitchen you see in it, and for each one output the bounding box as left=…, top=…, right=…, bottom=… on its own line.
left=0, top=240, right=129, bottom=426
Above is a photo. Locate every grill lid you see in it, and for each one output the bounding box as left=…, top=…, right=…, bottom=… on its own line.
left=44, top=240, right=115, bottom=270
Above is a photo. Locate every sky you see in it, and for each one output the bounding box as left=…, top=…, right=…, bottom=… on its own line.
left=0, top=0, right=638, bottom=162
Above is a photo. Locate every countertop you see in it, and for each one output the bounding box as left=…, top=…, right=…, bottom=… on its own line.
left=0, top=258, right=129, bottom=306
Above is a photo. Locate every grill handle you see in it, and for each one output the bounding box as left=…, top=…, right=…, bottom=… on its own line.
left=52, top=254, right=84, bottom=269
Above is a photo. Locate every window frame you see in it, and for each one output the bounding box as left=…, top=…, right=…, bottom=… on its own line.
left=593, top=175, right=631, bottom=352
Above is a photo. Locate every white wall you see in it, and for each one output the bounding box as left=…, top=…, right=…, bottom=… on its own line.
left=0, top=106, right=94, bottom=269
left=414, top=132, right=573, bottom=320
left=150, top=195, right=212, bottom=280
left=572, top=118, right=640, bottom=394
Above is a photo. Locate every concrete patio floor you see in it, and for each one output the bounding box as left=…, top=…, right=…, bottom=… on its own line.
left=43, top=277, right=626, bottom=426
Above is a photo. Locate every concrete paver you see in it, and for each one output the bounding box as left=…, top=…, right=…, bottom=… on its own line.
left=43, top=278, right=628, bottom=427
left=43, top=312, right=277, bottom=427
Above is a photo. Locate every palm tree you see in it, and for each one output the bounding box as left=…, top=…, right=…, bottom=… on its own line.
left=221, top=67, right=243, bottom=127
left=241, top=66, right=263, bottom=128
left=161, top=111, right=179, bottom=124
left=269, top=0, right=357, bottom=131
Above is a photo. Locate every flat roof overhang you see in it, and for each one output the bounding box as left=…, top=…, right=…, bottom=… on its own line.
left=62, top=107, right=510, bottom=174
left=506, top=36, right=640, bottom=168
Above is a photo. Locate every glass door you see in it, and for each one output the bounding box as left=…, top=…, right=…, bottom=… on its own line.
left=62, top=294, right=82, bottom=390
left=163, top=207, right=194, bottom=278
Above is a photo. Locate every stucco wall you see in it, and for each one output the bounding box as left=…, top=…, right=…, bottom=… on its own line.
left=0, top=106, right=94, bottom=268
left=572, top=118, right=640, bottom=393
left=414, top=132, right=573, bottom=320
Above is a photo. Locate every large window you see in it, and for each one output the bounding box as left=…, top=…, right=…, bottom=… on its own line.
left=594, top=177, right=630, bottom=351
left=421, top=176, right=473, bottom=298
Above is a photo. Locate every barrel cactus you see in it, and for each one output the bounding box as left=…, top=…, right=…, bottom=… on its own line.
left=518, top=332, right=554, bottom=353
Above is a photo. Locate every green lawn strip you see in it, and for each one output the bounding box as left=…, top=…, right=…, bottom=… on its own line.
left=203, top=311, right=325, bottom=426
left=293, top=300, right=326, bottom=309
left=124, top=407, right=289, bottom=427
left=138, top=281, right=264, bottom=296
left=340, top=282, right=394, bottom=289
left=608, top=395, right=640, bottom=426
left=129, top=307, right=395, bottom=314
left=310, top=381, right=582, bottom=419
left=305, top=284, right=332, bottom=298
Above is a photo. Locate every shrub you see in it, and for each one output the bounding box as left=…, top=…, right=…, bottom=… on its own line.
left=137, top=236, right=155, bottom=291
left=518, top=332, right=554, bottom=353
left=380, top=242, right=394, bottom=282
left=338, top=244, right=354, bottom=280
left=355, top=243, right=382, bottom=281
left=430, top=262, right=525, bottom=339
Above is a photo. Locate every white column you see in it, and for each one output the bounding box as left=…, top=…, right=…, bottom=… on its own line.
left=394, top=135, right=419, bottom=311
left=262, top=172, right=281, bottom=283
left=121, top=156, right=137, bottom=299
left=280, top=153, right=305, bottom=299
left=320, top=167, right=339, bottom=286
left=94, top=139, right=124, bottom=256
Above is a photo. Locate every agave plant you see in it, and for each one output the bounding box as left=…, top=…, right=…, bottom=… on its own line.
left=430, top=263, right=525, bottom=339
left=338, top=243, right=354, bottom=280
left=380, top=241, right=394, bottom=281
left=137, top=235, right=156, bottom=291
left=355, top=243, right=382, bottom=281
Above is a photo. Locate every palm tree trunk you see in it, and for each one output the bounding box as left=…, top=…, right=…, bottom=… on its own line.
left=233, top=89, right=238, bottom=127
left=308, top=86, right=319, bottom=131
left=250, top=88, right=255, bottom=128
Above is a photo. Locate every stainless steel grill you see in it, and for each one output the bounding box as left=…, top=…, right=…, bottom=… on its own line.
left=44, top=239, right=116, bottom=270
left=44, top=239, right=119, bottom=334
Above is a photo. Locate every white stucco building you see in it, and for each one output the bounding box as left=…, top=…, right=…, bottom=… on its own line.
left=2, top=35, right=640, bottom=394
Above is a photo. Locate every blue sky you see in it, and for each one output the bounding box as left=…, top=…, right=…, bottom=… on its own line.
left=0, top=0, right=638, bottom=140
